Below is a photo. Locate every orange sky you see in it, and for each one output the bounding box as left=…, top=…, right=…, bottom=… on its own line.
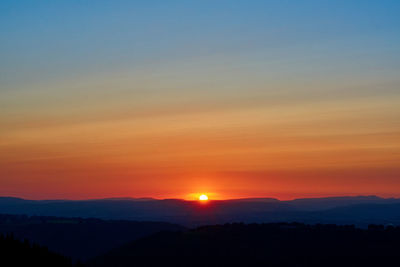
left=1, top=1, right=400, bottom=200
left=1, top=58, right=400, bottom=200
left=1, top=69, right=400, bottom=200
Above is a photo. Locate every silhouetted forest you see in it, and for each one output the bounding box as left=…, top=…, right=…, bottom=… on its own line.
left=0, top=214, right=184, bottom=261
left=89, top=223, right=400, bottom=267
left=2, top=213, right=400, bottom=266
left=0, top=233, right=78, bottom=267
left=3, top=221, right=400, bottom=266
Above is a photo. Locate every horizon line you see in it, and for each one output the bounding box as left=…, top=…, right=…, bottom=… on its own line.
left=0, top=194, right=394, bottom=202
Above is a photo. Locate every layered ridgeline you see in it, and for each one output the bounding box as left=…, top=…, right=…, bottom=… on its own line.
left=1, top=196, right=400, bottom=226
left=0, top=214, right=184, bottom=261
left=2, top=196, right=400, bottom=266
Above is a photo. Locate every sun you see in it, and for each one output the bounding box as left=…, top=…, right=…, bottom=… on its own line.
left=199, top=194, right=209, bottom=201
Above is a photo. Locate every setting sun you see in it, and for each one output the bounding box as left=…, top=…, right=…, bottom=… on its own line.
left=199, top=194, right=209, bottom=201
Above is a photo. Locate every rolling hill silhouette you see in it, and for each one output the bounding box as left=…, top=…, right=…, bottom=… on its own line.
left=1, top=196, right=400, bottom=226
left=88, top=223, right=400, bottom=267
left=1, top=233, right=75, bottom=267
left=0, top=214, right=183, bottom=261
left=2, top=196, right=400, bottom=266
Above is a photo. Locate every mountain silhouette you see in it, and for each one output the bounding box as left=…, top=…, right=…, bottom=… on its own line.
left=0, top=214, right=183, bottom=261
left=1, top=196, right=400, bottom=226
left=1, top=233, right=76, bottom=267
left=88, top=222, right=400, bottom=267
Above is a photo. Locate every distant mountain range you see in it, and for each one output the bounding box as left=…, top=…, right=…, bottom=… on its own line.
left=1, top=195, right=400, bottom=227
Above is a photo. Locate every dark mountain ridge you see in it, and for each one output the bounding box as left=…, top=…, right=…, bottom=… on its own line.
left=1, top=233, right=75, bottom=267
left=1, top=195, right=400, bottom=226
left=88, top=222, right=400, bottom=267
left=0, top=214, right=184, bottom=261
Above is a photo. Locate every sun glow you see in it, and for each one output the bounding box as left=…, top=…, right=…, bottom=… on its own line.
left=199, top=194, right=209, bottom=201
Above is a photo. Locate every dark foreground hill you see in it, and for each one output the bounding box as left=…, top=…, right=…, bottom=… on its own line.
left=89, top=223, right=400, bottom=267
left=0, top=234, right=76, bottom=267
left=0, top=214, right=184, bottom=261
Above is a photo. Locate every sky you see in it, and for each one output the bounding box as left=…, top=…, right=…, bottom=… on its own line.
left=1, top=0, right=400, bottom=200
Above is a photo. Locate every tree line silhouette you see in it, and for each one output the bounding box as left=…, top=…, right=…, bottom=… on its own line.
left=89, top=222, right=400, bottom=267
left=0, top=233, right=83, bottom=267
left=3, top=222, right=400, bottom=266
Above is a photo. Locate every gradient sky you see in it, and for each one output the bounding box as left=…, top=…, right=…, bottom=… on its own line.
left=1, top=0, right=400, bottom=200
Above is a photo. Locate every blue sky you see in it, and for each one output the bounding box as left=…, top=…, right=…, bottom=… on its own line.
left=1, top=0, right=399, bottom=88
